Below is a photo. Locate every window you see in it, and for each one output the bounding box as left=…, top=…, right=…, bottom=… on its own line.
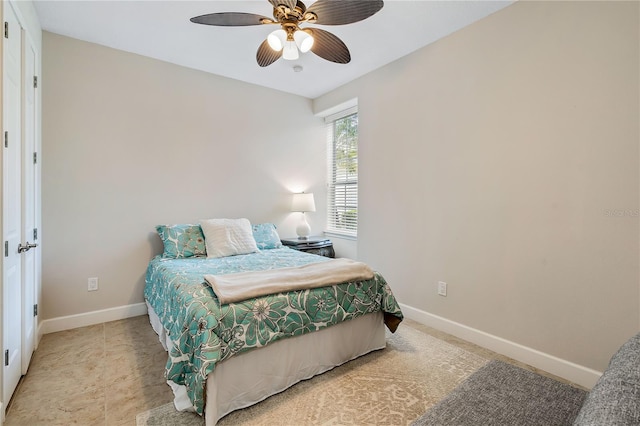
left=327, top=107, right=358, bottom=236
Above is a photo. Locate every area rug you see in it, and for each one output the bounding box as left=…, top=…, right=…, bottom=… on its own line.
left=412, top=359, right=588, bottom=426
left=136, top=324, right=488, bottom=425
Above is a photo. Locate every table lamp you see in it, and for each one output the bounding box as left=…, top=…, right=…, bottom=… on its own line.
left=291, top=192, right=315, bottom=239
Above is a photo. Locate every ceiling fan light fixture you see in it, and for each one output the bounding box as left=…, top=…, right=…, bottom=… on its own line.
left=293, top=29, right=314, bottom=53
left=267, top=29, right=287, bottom=51
left=283, top=40, right=299, bottom=60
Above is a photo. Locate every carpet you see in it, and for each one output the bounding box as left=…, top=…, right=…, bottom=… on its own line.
left=412, top=359, right=588, bottom=426
left=136, top=324, right=488, bottom=425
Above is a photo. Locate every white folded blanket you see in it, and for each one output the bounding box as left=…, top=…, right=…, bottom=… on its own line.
left=204, top=258, right=375, bottom=304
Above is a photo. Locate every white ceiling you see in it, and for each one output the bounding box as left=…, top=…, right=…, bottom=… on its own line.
left=33, top=0, right=514, bottom=99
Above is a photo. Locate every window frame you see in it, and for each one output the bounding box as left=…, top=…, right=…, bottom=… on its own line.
left=326, top=105, right=358, bottom=238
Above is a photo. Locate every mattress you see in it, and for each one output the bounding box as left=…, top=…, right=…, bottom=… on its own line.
left=144, top=247, right=403, bottom=417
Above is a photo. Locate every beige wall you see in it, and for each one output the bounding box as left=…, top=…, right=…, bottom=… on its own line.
left=315, top=0, right=639, bottom=372
left=41, top=1, right=640, bottom=374
left=41, top=32, right=327, bottom=319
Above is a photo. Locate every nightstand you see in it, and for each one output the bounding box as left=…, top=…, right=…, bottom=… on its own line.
left=281, top=237, right=335, bottom=258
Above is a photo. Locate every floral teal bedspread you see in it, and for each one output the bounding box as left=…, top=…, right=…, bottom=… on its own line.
left=144, top=248, right=403, bottom=415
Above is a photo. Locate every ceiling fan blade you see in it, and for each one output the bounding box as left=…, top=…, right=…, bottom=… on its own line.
left=190, top=12, right=272, bottom=26
left=305, top=0, right=383, bottom=25
left=256, top=40, right=282, bottom=67
left=268, top=0, right=299, bottom=12
left=308, top=28, right=350, bottom=64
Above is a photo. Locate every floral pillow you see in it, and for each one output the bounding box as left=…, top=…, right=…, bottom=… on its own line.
left=252, top=223, right=283, bottom=250
left=156, top=224, right=207, bottom=258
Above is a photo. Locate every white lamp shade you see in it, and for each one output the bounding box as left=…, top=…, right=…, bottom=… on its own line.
left=282, top=40, right=299, bottom=60
left=293, top=30, right=314, bottom=53
left=291, top=193, right=316, bottom=212
left=267, top=29, right=286, bottom=51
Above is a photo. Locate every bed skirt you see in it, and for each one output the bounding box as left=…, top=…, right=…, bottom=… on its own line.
left=146, top=302, right=386, bottom=425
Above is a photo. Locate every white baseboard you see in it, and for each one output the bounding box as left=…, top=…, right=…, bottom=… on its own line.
left=39, top=302, right=148, bottom=335
left=36, top=302, right=601, bottom=388
left=400, top=303, right=602, bottom=389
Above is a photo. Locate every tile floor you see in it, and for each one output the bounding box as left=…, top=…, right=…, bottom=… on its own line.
left=4, top=315, right=172, bottom=425
left=3, top=315, right=582, bottom=425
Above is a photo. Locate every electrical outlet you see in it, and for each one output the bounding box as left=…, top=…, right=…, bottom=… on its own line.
left=88, top=277, right=99, bottom=292
left=438, top=281, right=447, bottom=297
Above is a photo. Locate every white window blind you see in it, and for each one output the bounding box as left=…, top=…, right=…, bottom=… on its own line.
left=327, top=107, right=358, bottom=236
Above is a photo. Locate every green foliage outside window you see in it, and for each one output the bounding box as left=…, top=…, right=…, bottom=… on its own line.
left=329, top=112, right=358, bottom=234
left=334, top=114, right=358, bottom=180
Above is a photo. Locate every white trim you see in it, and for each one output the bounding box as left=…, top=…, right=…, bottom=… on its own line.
left=36, top=320, right=44, bottom=346
left=323, top=105, right=358, bottom=124
left=1, top=401, right=4, bottom=424
left=323, top=230, right=357, bottom=241
left=400, top=303, right=602, bottom=389
left=315, top=97, right=358, bottom=119
left=39, top=303, right=148, bottom=335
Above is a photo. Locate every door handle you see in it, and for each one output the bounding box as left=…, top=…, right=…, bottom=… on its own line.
left=17, top=242, right=37, bottom=253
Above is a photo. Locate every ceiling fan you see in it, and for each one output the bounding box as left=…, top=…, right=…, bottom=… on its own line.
left=190, top=0, right=384, bottom=67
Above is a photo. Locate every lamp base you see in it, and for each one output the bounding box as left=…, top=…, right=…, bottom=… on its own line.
left=296, top=213, right=311, bottom=240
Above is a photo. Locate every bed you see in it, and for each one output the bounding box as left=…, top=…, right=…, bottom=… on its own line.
left=144, top=221, right=403, bottom=425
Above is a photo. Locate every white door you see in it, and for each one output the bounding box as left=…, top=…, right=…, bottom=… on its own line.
left=21, top=34, right=37, bottom=373
left=2, top=2, right=23, bottom=404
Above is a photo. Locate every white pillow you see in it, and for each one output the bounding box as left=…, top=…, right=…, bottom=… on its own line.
left=199, top=218, right=259, bottom=258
